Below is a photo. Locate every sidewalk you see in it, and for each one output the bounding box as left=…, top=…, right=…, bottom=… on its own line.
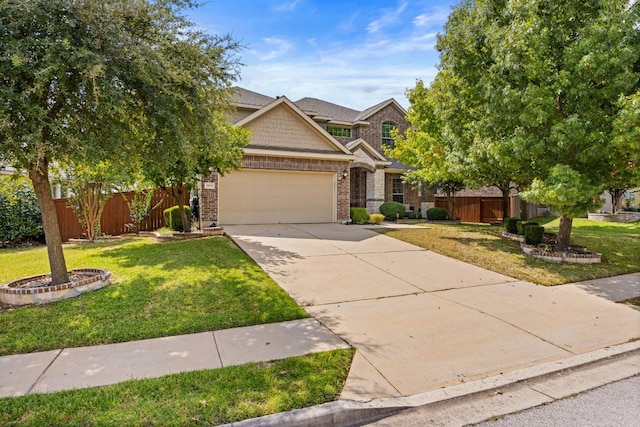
left=0, top=318, right=349, bottom=398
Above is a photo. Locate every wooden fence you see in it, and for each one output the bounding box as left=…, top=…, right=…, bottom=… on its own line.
left=55, top=188, right=188, bottom=242
left=435, top=197, right=504, bottom=223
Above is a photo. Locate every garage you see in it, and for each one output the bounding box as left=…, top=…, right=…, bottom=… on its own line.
left=218, top=169, right=336, bottom=224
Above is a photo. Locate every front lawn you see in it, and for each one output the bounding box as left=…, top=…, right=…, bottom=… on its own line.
left=383, top=218, right=640, bottom=285
left=0, top=237, right=308, bottom=356
left=0, top=349, right=354, bottom=426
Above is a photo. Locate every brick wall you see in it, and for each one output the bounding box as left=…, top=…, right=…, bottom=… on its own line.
left=357, top=103, right=410, bottom=153
left=200, top=155, right=351, bottom=224
left=385, top=173, right=422, bottom=213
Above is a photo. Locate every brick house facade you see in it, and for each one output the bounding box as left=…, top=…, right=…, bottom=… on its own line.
left=199, top=87, right=425, bottom=226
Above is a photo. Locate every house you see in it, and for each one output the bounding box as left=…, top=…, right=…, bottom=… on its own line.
left=199, top=87, right=431, bottom=226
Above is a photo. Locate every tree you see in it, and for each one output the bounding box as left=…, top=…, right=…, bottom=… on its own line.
left=400, top=0, right=640, bottom=250
left=0, top=0, right=246, bottom=284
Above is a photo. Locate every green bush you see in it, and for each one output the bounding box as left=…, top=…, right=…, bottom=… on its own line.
left=426, top=207, right=448, bottom=220
left=517, top=221, right=538, bottom=235
left=408, top=211, right=423, bottom=219
left=0, top=180, right=43, bottom=245
left=163, top=205, right=191, bottom=232
left=379, top=201, right=406, bottom=221
left=524, top=225, right=545, bottom=245
left=505, top=217, right=520, bottom=234
left=350, top=207, right=369, bottom=225
left=368, top=213, right=385, bottom=224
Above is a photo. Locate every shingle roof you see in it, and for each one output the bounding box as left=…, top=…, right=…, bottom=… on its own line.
left=294, top=97, right=362, bottom=123
left=232, top=87, right=274, bottom=108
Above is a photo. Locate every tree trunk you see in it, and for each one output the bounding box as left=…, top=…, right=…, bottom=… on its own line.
left=556, top=215, right=573, bottom=251
left=29, top=160, right=70, bottom=285
left=445, top=190, right=456, bottom=220
left=500, top=186, right=510, bottom=220
left=519, top=198, right=529, bottom=220
left=175, top=186, right=190, bottom=232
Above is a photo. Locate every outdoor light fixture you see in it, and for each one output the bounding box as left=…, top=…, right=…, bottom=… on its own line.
left=342, top=168, right=348, bottom=179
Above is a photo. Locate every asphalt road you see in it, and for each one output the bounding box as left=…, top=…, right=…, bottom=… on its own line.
left=473, top=376, right=640, bottom=427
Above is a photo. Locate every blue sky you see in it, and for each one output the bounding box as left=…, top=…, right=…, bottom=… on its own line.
left=188, top=0, right=458, bottom=110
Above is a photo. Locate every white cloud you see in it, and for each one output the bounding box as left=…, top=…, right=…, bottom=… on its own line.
left=251, top=37, right=294, bottom=60
left=272, top=0, right=301, bottom=13
left=367, top=1, right=409, bottom=33
left=413, top=6, right=451, bottom=28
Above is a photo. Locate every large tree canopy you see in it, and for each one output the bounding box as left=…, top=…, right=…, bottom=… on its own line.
left=395, top=0, right=640, bottom=249
left=0, top=0, right=246, bottom=284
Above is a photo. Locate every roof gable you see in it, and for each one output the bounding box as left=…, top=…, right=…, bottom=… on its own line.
left=356, top=99, right=407, bottom=122
left=236, top=96, right=352, bottom=155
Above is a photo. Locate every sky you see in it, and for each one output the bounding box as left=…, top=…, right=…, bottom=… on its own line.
left=187, top=0, right=458, bottom=111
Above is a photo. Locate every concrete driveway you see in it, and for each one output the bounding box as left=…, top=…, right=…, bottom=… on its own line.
left=225, top=223, right=640, bottom=399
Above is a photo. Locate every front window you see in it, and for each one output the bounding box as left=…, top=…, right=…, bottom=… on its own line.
left=327, top=126, right=351, bottom=138
left=382, top=121, right=397, bottom=148
left=392, top=178, right=403, bottom=203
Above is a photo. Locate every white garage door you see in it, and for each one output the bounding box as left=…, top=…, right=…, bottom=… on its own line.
left=219, top=169, right=336, bottom=224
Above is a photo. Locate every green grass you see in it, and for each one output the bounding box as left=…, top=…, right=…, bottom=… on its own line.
left=0, top=237, right=308, bottom=356
left=383, top=218, right=640, bottom=285
left=0, top=349, right=354, bottom=426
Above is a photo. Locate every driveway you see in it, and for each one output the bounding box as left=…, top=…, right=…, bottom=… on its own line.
left=225, top=223, right=640, bottom=399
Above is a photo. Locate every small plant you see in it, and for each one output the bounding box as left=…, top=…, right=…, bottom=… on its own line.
left=350, top=207, right=369, bottom=224
left=426, top=207, right=448, bottom=220
left=408, top=211, right=423, bottom=219
left=517, top=221, right=538, bottom=235
left=163, top=205, right=191, bottom=232
left=379, top=201, right=406, bottom=221
left=505, top=217, right=520, bottom=234
left=524, top=225, right=545, bottom=245
left=368, top=213, right=385, bottom=224
left=124, top=189, right=162, bottom=234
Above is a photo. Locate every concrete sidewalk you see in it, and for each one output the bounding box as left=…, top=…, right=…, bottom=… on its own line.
left=0, top=318, right=349, bottom=398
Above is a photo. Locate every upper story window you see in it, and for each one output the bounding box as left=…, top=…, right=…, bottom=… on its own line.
left=327, top=126, right=351, bottom=138
left=382, top=121, right=397, bottom=148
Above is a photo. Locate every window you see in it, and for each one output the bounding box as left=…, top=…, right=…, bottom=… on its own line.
left=327, top=126, right=351, bottom=138
left=392, top=178, right=404, bottom=203
left=382, top=121, right=397, bottom=148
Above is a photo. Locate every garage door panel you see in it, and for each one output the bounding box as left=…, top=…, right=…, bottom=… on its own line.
left=219, top=170, right=336, bottom=224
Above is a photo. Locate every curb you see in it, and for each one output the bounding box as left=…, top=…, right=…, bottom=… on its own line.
left=221, top=341, right=640, bottom=427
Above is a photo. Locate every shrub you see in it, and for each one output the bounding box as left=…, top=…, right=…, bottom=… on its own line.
left=524, top=225, right=545, bottom=245
left=408, top=211, right=423, bottom=219
left=379, top=201, right=406, bottom=221
left=0, top=179, right=43, bottom=245
left=368, top=213, right=385, bottom=224
left=350, top=207, right=369, bottom=225
left=426, top=207, right=448, bottom=220
left=163, top=205, right=191, bottom=232
left=516, top=221, right=538, bottom=235
left=505, top=217, right=520, bottom=234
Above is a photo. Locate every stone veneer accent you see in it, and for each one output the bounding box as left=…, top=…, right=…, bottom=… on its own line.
left=200, top=155, right=351, bottom=225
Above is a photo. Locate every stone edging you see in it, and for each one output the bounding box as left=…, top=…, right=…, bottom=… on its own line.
left=0, top=268, right=111, bottom=307
left=520, top=244, right=602, bottom=264
left=500, top=231, right=601, bottom=263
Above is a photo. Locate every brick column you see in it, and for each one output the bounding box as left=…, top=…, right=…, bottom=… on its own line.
left=200, top=172, right=219, bottom=226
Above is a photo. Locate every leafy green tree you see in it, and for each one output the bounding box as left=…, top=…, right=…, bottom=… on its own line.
left=400, top=0, right=639, bottom=249
left=0, top=0, right=246, bottom=284
left=0, top=176, right=43, bottom=245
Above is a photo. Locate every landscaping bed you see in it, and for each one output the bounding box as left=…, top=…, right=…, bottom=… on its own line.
left=382, top=218, right=640, bottom=285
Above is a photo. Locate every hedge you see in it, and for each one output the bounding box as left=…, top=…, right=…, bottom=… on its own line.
left=379, top=201, right=405, bottom=220
left=426, top=207, right=448, bottom=220
left=524, top=225, right=545, bottom=245
left=350, top=207, right=369, bottom=225
left=163, top=205, right=191, bottom=232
